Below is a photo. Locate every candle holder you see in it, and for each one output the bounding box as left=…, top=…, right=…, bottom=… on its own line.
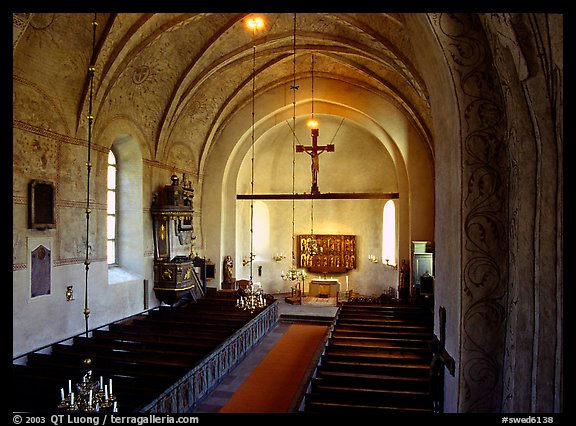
left=273, top=253, right=286, bottom=262
left=281, top=265, right=307, bottom=282
left=368, top=254, right=379, bottom=263
left=242, top=254, right=255, bottom=266
left=58, top=358, right=118, bottom=412
left=236, top=282, right=266, bottom=313
left=383, top=258, right=398, bottom=269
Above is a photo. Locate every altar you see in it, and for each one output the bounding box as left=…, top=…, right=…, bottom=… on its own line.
left=309, top=279, right=340, bottom=298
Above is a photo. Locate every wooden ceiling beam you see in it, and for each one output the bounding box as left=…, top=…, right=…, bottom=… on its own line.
left=236, top=192, right=399, bottom=200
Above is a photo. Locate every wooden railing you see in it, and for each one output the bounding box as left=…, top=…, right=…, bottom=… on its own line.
left=140, top=300, right=279, bottom=413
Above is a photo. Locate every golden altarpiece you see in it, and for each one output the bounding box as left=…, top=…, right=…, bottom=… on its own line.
left=297, top=234, right=356, bottom=274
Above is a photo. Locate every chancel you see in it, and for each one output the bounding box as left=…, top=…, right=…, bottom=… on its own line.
left=12, top=12, right=563, bottom=415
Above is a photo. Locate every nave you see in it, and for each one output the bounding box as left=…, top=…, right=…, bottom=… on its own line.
left=13, top=288, right=435, bottom=414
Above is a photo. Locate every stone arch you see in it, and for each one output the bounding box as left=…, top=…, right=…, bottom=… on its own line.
left=202, top=75, right=432, bottom=293
left=409, top=13, right=562, bottom=413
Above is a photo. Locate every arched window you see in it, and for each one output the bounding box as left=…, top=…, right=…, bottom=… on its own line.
left=107, top=137, right=143, bottom=284
left=382, top=199, right=396, bottom=266
left=253, top=201, right=270, bottom=257
left=107, top=150, right=117, bottom=265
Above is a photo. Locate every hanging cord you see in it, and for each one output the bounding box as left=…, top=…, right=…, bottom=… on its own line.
left=249, top=26, right=256, bottom=285
left=84, top=14, right=97, bottom=338
left=310, top=53, right=315, bottom=123
left=311, top=198, right=314, bottom=235
left=290, top=13, right=298, bottom=269
left=329, top=117, right=345, bottom=145
left=309, top=52, right=318, bottom=253
left=310, top=53, right=314, bottom=237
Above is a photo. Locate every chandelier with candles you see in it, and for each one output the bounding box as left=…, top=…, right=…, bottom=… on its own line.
left=281, top=266, right=307, bottom=282
left=281, top=14, right=310, bottom=287
left=57, top=14, right=120, bottom=412
left=236, top=282, right=267, bottom=313
left=236, top=15, right=267, bottom=314
left=58, top=358, right=118, bottom=412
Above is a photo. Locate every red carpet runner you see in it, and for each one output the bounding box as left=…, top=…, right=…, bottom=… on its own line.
left=219, top=324, right=328, bottom=413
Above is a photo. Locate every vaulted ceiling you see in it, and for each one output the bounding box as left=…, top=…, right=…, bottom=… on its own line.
left=14, top=13, right=434, bottom=177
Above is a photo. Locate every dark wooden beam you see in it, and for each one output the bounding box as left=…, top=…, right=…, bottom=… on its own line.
left=236, top=192, right=399, bottom=200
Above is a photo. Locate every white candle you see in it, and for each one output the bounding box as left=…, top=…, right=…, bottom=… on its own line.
left=109, top=378, right=113, bottom=395
left=89, top=389, right=93, bottom=406
left=70, top=392, right=75, bottom=405
left=68, top=379, right=72, bottom=394
left=60, top=388, right=65, bottom=401
left=100, top=376, right=104, bottom=390
left=104, top=384, right=109, bottom=400
left=113, top=401, right=118, bottom=412
left=346, top=276, right=349, bottom=291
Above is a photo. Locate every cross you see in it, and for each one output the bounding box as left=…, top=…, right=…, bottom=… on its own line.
left=430, top=306, right=456, bottom=413
left=296, top=128, right=334, bottom=194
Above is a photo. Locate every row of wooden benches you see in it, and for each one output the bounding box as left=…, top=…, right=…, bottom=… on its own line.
left=12, top=291, right=263, bottom=412
left=302, top=302, right=435, bottom=413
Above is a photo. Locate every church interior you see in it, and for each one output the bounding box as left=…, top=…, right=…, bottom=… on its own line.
left=12, top=13, right=562, bottom=414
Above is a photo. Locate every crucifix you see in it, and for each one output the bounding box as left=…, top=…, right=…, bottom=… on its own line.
left=296, top=128, right=334, bottom=195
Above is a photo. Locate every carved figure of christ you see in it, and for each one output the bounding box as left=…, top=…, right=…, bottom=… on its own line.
left=296, top=128, right=334, bottom=194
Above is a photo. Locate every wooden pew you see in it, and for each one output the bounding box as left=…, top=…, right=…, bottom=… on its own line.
left=303, top=302, right=434, bottom=413
left=13, top=292, right=269, bottom=413
left=108, top=321, right=237, bottom=341
left=84, top=331, right=223, bottom=355
left=89, top=329, right=223, bottom=351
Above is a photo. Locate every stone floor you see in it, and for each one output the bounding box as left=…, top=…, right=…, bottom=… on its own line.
left=189, top=293, right=339, bottom=413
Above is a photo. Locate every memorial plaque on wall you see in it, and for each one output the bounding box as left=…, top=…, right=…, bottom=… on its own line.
left=28, top=237, right=52, bottom=299
left=297, top=234, right=356, bottom=273
left=29, top=180, right=55, bottom=230
left=31, top=244, right=51, bottom=297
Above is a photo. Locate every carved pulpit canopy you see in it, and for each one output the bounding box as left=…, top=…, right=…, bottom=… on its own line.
left=151, top=174, right=195, bottom=259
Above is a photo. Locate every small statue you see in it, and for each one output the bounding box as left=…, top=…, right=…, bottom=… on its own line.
left=399, top=259, right=410, bottom=301
left=223, top=255, right=234, bottom=284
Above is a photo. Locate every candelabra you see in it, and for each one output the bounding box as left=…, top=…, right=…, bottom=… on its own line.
left=242, top=254, right=255, bottom=266
left=273, top=253, right=286, bottom=262
left=57, top=14, right=119, bottom=413
left=58, top=358, right=117, bottom=412
left=236, top=282, right=267, bottom=313
left=281, top=265, right=307, bottom=282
